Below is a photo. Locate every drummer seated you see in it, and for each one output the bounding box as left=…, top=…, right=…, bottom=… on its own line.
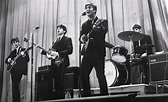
left=132, top=24, right=154, bottom=84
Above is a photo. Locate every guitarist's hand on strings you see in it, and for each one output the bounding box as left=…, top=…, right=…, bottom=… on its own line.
left=80, top=34, right=89, bottom=44
left=46, top=50, right=59, bottom=60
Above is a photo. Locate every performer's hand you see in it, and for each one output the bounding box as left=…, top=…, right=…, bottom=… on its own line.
left=46, top=51, right=59, bottom=59
left=50, top=51, right=59, bottom=59
left=80, top=34, right=88, bottom=43
left=21, top=51, right=26, bottom=57
left=93, top=25, right=100, bottom=31
left=36, top=44, right=40, bottom=48
left=7, top=58, right=12, bottom=63
left=46, top=53, right=52, bottom=59
left=141, top=53, right=147, bottom=57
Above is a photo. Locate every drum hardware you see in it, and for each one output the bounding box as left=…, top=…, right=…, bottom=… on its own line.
left=141, top=44, right=155, bottom=84
left=137, top=44, right=155, bottom=49
left=132, top=58, right=142, bottom=65
left=118, top=31, right=144, bottom=84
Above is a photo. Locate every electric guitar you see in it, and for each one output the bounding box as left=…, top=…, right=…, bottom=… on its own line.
left=7, top=46, right=32, bottom=72
left=82, top=19, right=108, bottom=51
left=24, top=38, right=64, bottom=67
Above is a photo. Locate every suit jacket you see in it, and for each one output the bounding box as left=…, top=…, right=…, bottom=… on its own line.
left=80, top=16, right=108, bottom=57
left=42, top=36, right=73, bottom=67
left=5, top=47, right=30, bottom=75
left=133, top=34, right=153, bottom=55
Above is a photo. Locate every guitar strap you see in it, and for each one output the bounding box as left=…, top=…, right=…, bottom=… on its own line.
left=92, top=17, right=99, bottom=27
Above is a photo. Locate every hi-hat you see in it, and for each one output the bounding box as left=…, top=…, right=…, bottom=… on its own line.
left=118, top=31, right=144, bottom=42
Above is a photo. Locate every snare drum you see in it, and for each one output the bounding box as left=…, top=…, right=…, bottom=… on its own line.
left=105, top=60, right=129, bottom=86
left=111, top=45, right=128, bottom=63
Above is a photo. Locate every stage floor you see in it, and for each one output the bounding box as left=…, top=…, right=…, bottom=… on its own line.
left=37, top=84, right=168, bottom=102
left=73, top=84, right=158, bottom=98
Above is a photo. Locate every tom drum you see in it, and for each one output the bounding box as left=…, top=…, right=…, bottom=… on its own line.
left=111, top=45, right=128, bottom=63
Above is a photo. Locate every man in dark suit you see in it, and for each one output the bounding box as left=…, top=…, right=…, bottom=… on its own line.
left=132, top=24, right=153, bottom=84
left=5, top=37, right=30, bottom=102
left=41, top=24, right=73, bottom=99
left=133, top=24, right=153, bottom=56
left=79, top=3, right=109, bottom=97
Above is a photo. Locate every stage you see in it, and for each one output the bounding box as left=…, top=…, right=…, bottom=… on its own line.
left=37, top=84, right=168, bottom=102
left=73, top=84, right=155, bottom=98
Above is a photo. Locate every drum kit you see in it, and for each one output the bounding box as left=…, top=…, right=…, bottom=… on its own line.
left=105, top=31, right=155, bottom=86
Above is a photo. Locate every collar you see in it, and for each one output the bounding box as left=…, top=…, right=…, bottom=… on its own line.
left=88, top=16, right=97, bottom=21
left=16, top=46, right=20, bottom=50
left=57, top=35, right=64, bottom=40
left=16, top=47, right=21, bottom=54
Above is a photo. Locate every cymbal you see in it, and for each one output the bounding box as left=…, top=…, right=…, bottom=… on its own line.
left=118, top=31, right=144, bottom=41
left=137, top=44, right=155, bottom=49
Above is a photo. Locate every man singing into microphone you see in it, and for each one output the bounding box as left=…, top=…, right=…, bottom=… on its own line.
left=79, top=3, right=109, bottom=97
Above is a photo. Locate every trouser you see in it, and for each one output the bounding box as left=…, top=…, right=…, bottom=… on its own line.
left=50, top=63, right=65, bottom=99
left=81, top=55, right=108, bottom=96
left=11, top=72, right=23, bottom=102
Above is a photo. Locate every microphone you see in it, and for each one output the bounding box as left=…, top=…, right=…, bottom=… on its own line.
left=81, top=12, right=86, bottom=16
left=34, top=26, right=40, bottom=30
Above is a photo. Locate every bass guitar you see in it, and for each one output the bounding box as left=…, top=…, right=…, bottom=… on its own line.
left=24, top=38, right=64, bottom=67
left=7, top=46, right=32, bottom=72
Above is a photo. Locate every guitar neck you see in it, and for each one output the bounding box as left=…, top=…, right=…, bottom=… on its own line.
left=37, top=46, right=50, bottom=54
left=32, top=42, right=50, bottom=54
left=13, top=54, right=21, bottom=61
left=24, top=38, right=50, bottom=54
left=13, top=47, right=29, bottom=61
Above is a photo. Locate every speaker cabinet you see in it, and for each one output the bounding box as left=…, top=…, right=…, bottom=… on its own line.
left=149, top=53, right=168, bottom=83
left=35, top=65, right=53, bottom=101
left=63, top=66, right=80, bottom=89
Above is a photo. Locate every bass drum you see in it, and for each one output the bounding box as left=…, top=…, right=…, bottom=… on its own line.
left=105, top=60, right=129, bottom=86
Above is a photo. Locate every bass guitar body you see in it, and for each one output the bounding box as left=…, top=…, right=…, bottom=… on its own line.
left=45, top=49, right=64, bottom=67
left=24, top=38, right=64, bottom=67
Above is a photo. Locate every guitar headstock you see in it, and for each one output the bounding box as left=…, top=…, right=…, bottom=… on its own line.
left=23, top=37, right=40, bottom=49
left=94, top=19, right=108, bottom=30
left=24, top=38, right=29, bottom=42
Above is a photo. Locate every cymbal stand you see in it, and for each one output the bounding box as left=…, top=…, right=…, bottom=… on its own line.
left=145, top=48, right=150, bottom=84
left=129, top=34, right=134, bottom=84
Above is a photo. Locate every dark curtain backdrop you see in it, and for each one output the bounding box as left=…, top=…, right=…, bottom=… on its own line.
left=0, top=0, right=168, bottom=102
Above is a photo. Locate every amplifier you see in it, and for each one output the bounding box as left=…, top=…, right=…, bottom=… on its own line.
left=38, top=65, right=51, bottom=72
left=36, top=65, right=53, bottom=101
left=148, top=52, right=168, bottom=83
left=63, top=66, right=80, bottom=89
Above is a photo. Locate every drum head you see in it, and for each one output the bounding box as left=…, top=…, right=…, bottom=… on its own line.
left=105, top=61, right=118, bottom=86
left=112, top=55, right=126, bottom=63
left=111, top=45, right=128, bottom=63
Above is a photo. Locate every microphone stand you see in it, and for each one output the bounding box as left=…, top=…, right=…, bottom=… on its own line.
left=78, top=15, right=82, bottom=98
left=31, top=31, right=34, bottom=102
left=30, top=27, right=39, bottom=101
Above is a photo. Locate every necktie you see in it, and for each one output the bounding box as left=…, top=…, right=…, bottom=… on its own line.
left=57, top=37, right=61, bottom=42
left=17, top=47, right=21, bottom=55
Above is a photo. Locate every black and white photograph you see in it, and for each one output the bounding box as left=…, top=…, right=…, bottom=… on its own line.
left=0, top=0, right=168, bottom=102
